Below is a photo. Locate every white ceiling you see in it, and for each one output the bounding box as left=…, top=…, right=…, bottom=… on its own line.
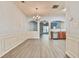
left=16, top=1, right=66, bottom=17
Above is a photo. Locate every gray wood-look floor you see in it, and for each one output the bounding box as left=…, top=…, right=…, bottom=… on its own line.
left=2, top=39, right=66, bottom=58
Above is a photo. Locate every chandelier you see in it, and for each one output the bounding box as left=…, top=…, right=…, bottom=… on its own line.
left=33, top=8, right=41, bottom=21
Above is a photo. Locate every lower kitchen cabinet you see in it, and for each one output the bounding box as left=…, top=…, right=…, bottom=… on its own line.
left=51, top=32, right=66, bottom=40
left=58, top=32, right=66, bottom=39
left=53, top=32, right=58, bottom=39
left=51, top=32, right=53, bottom=39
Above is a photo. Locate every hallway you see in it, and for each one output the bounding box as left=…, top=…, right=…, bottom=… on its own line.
left=2, top=39, right=66, bottom=58
left=0, top=1, right=79, bottom=58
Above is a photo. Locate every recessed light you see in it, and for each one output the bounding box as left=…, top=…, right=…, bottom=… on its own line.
left=62, top=8, right=67, bottom=12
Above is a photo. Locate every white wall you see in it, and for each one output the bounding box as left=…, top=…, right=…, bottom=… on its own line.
left=24, top=17, right=40, bottom=39
left=65, top=2, right=79, bottom=57
left=40, top=16, right=66, bottom=22
left=0, top=1, right=29, bottom=57
left=0, top=2, right=27, bottom=34
left=66, top=2, right=79, bottom=37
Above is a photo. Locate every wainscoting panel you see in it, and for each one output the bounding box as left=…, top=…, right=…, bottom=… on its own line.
left=66, top=36, right=79, bottom=58
left=0, top=33, right=28, bottom=57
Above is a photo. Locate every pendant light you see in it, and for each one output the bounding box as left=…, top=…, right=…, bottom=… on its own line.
left=33, top=8, right=41, bottom=21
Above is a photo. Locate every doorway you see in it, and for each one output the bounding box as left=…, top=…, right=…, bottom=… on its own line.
left=40, top=21, right=49, bottom=39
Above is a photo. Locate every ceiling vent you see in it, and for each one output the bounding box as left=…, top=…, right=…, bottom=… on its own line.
left=52, top=5, right=59, bottom=9
left=21, top=1, right=25, bottom=3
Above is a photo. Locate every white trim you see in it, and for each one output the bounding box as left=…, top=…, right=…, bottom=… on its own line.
left=65, top=51, right=77, bottom=58
left=0, top=38, right=28, bottom=57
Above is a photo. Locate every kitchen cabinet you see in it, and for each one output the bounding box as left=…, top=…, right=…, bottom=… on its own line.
left=51, top=32, right=58, bottom=39
left=51, top=32, right=66, bottom=40
left=58, top=32, right=66, bottom=39
left=51, top=32, right=53, bottom=39
left=53, top=32, right=58, bottom=39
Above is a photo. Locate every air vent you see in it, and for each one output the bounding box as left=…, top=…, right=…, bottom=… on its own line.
left=21, top=1, right=25, bottom=3
left=52, top=5, right=59, bottom=9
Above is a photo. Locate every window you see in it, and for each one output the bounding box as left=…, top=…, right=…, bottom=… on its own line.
left=29, top=21, right=37, bottom=31
left=51, top=21, right=62, bottom=29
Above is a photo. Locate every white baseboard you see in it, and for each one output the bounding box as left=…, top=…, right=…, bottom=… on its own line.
left=65, top=51, right=76, bottom=58
left=0, top=38, right=28, bottom=57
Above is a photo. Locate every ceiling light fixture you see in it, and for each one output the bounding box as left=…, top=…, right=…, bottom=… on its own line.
left=33, top=8, right=41, bottom=21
